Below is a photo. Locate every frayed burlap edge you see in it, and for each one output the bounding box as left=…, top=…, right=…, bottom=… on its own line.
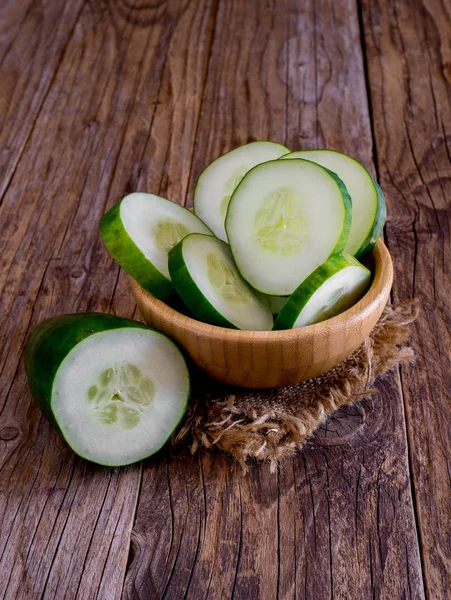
left=174, top=300, right=419, bottom=470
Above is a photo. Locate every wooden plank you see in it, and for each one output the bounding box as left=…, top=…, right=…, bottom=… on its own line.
left=360, top=0, right=451, bottom=596
left=124, top=0, right=424, bottom=597
left=126, top=380, right=425, bottom=599
left=0, top=0, right=86, bottom=201
left=0, top=0, right=217, bottom=597
left=185, top=0, right=288, bottom=202
left=0, top=0, right=34, bottom=57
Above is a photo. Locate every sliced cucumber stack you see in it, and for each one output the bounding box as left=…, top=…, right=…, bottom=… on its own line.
left=280, top=150, right=386, bottom=257
left=273, top=254, right=371, bottom=329
left=225, top=159, right=352, bottom=296
left=100, top=193, right=211, bottom=301
left=24, top=313, right=190, bottom=466
left=194, top=141, right=289, bottom=242
left=168, top=234, right=273, bottom=330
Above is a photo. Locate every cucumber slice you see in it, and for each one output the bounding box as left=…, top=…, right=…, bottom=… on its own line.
left=273, top=254, right=371, bottom=329
left=24, top=313, right=190, bottom=466
left=268, top=295, right=288, bottom=315
left=100, top=193, right=212, bottom=301
left=225, top=159, right=351, bottom=295
left=280, top=150, right=386, bottom=256
left=194, top=141, right=289, bottom=242
left=168, top=234, right=273, bottom=331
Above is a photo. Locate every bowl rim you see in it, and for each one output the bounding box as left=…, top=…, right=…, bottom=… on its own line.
left=130, top=238, right=393, bottom=342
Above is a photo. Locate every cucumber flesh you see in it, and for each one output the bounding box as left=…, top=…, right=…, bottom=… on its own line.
left=281, top=150, right=386, bottom=256
left=225, top=159, right=351, bottom=295
left=100, top=193, right=212, bottom=301
left=24, top=314, right=190, bottom=466
left=273, top=254, right=371, bottom=329
left=168, top=234, right=273, bottom=331
left=194, top=141, right=289, bottom=242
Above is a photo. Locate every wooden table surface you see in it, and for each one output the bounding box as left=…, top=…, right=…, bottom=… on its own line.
left=0, top=0, right=450, bottom=598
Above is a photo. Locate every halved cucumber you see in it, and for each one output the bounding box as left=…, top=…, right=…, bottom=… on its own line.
left=225, top=159, right=352, bottom=295
left=24, top=313, right=190, bottom=466
left=168, top=234, right=273, bottom=331
left=273, top=254, right=371, bottom=329
left=194, top=141, right=289, bottom=242
left=100, top=193, right=212, bottom=301
left=280, top=150, right=386, bottom=256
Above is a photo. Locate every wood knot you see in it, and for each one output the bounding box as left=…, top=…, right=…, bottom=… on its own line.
left=314, top=403, right=367, bottom=441
left=0, top=426, right=19, bottom=441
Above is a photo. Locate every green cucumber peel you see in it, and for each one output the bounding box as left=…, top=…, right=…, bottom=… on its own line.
left=24, top=313, right=190, bottom=466
left=100, top=193, right=212, bottom=302
left=320, top=166, right=352, bottom=254
left=24, top=313, right=148, bottom=431
left=273, top=254, right=371, bottom=330
left=100, top=202, right=174, bottom=301
left=225, top=159, right=353, bottom=296
left=168, top=234, right=273, bottom=331
left=280, top=149, right=386, bottom=257
left=169, top=239, right=238, bottom=329
left=355, top=178, right=386, bottom=257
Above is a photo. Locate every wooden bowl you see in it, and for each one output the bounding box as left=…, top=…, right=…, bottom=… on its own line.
left=131, top=239, right=393, bottom=388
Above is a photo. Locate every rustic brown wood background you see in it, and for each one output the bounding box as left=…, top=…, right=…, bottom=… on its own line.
left=0, top=0, right=449, bottom=598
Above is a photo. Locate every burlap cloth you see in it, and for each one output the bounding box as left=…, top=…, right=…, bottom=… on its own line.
left=174, top=301, right=419, bottom=469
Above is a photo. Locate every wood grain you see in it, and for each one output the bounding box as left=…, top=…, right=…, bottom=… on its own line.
left=124, top=0, right=424, bottom=597
left=125, top=375, right=424, bottom=599
left=186, top=0, right=288, bottom=202
left=0, top=0, right=217, bottom=597
left=0, top=0, right=447, bottom=597
left=0, top=0, right=86, bottom=201
left=361, top=0, right=451, bottom=596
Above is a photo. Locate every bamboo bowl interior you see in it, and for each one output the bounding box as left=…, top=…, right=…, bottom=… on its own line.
left=131, top=239, right=393, bottom=388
